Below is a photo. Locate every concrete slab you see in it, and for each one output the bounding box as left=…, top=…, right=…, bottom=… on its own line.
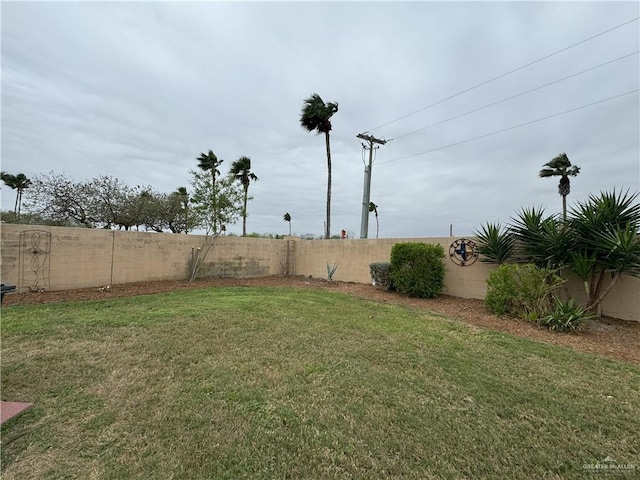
left=1, top=401, right=34, bottom=425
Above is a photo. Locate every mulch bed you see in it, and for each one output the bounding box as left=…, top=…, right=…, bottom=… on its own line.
left=4, top=276, right=638, bottom=365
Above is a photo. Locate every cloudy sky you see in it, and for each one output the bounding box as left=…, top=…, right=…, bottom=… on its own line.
left=2, top=1, right=638, bottom=238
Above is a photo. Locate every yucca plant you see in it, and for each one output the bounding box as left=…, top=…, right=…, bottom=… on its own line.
left=474, top=222, right=515, bottom=264
left=326, top=263, right=338, bottom=281
left=539, top=298, right=593, bottom=332
left=509, top=207, right=573, bottom=269
left=476, top=189, right=639, bottom=316
left=568, top=189, right=640, bottom=312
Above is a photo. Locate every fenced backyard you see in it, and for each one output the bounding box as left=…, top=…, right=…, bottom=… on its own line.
left=1, top=224, right=638, bottom=321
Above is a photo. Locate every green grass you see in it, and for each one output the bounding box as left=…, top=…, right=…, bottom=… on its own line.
left=2, top=287, right=639, bottom=479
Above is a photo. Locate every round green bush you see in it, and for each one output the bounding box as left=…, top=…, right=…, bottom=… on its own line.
left=390, top=243, right=445, bottom=298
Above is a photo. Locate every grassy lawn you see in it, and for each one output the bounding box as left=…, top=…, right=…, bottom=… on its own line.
left=2, top=287, right=638, bottom=479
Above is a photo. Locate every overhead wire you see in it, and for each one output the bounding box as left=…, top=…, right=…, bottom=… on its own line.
left=387, top=51, right=639, bottom=142
left=363, top=16, right=639, bottom=134
left=376, top=89, right=639, bottom=165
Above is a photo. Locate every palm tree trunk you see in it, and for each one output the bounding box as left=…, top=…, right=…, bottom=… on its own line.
left=17, top=188, right=24, bottom=220
left=375, top=213, right=379, bottom=239
left=211, top=171, right=217, bottom=234
left=562, top=194, right=567, bottom=222
left=14, top=190, right=19, bottom=216
left=325, top=131, right=332, bottom=239
left=242, top=186, right=248, bottom=236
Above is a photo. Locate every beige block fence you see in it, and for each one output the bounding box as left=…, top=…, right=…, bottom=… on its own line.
left=1, top=224, right=638, bottom=321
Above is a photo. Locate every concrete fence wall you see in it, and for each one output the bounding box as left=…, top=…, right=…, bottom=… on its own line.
left=1, top=224, right=638, bottom=321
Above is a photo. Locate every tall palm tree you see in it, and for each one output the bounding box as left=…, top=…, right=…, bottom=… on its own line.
left=283, top=212, right=292, bottom=236
left=230, top=156, right=258, bottom=236
left=539, top=153, right=580, bottom=221
left=369, top=202, right=379, bottom=239
left=197, top=150, right=223, bottom=185
left=197, top=150, right=224, bottom=233
left=1, top=171, right=32, bottom=220
left=300, top=93, right=339, bottom=239
left=174, top=186, right=189, bottom=233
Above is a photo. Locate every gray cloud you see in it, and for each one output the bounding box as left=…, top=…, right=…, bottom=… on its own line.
left=2, top=1, right=638, bottom=238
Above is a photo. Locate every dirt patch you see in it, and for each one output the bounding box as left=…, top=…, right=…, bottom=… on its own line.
left=4, top=276, right=638, bottom=365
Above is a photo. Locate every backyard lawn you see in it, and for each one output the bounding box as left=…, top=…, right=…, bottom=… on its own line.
left=2, top=287, right=638, bottom=479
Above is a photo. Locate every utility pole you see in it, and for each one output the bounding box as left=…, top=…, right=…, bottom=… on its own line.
left=357, top=133, right=386, bottom=239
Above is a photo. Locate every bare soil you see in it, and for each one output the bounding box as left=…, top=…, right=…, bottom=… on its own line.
left=4, top=276, right=638, bottom=365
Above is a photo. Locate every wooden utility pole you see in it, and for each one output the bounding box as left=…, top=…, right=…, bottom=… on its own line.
left=357, top=133, right=386, bottom=239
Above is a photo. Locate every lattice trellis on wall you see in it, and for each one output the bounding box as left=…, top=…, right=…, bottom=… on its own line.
left=19, top=230, right=51, bottom=292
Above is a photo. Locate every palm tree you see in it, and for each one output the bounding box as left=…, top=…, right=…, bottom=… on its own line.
left=230, top=156, right=258, bottom=236
left=368, top=202, right=379, bottom=238
left=197, top=150, right=223, bottom=185
left=539, top=153, right=580, bottom=221
left=1, top=171, right=32, bottom=220
left=197, top=150, right=224, bottom=233
left=283, top=212, right=292, bottom=236
left=300, top=93, right=339, bottom=239
left=174, top=186, right=189, bottom=233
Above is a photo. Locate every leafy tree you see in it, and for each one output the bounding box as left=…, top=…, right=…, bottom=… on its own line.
left=1, top=172, right=32, bottom=220
left=25, top=172, right=97, bottom=227
left=539, top=153, right=580, bottom=221
left=230, top=156, right=258, bottom=236
left=369, top=202, right=379, bottom=238
left=283, top=212, right=292, bottom=236
left=300, top=93, right=339, bottom=239
left=24, top=172, right=177, bottom=231
left=0, top=209, right=78, bottom=226
left=189, top=169, right=242, bottom=235
left=138, top=191, right=189, bottom=233
left=86, top=175, right=155, bottom=230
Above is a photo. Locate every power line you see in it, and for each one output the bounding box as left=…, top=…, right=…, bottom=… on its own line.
left=364, top=16, right=640, bottom=134
left=377, top=89, right=639, bottom=165
left=388, top=51, right=639, bottom=142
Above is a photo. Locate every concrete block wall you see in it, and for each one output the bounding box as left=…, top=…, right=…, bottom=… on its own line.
left=291, top=237, right=494, bottom=299
left=1, top=224, right=637, bottom=321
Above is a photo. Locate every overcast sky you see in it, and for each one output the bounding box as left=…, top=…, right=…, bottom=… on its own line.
left=2, top=1, right=639, bottom=238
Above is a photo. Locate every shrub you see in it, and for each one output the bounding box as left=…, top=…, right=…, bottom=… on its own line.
left=485, top=264, right=563, bottom=320
left=369, top=262, right=394, bottom=290
left=390, top=243, right=445, bottom=298
left=539, top=298, right=593, bottom=332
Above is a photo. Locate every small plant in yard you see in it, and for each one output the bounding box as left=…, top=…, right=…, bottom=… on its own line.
left=326, top=262, right=338, bottom=281
left=390, top=242, right=445, bottom=298
left=369, top=262, right=394, bottom=290
left=539, top=298, right=593, bottom=332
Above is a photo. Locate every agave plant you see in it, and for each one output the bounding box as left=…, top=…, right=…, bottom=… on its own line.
left=473, top=222, right=515, bottom=264
left=511, top=208, right=574, bottom=269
